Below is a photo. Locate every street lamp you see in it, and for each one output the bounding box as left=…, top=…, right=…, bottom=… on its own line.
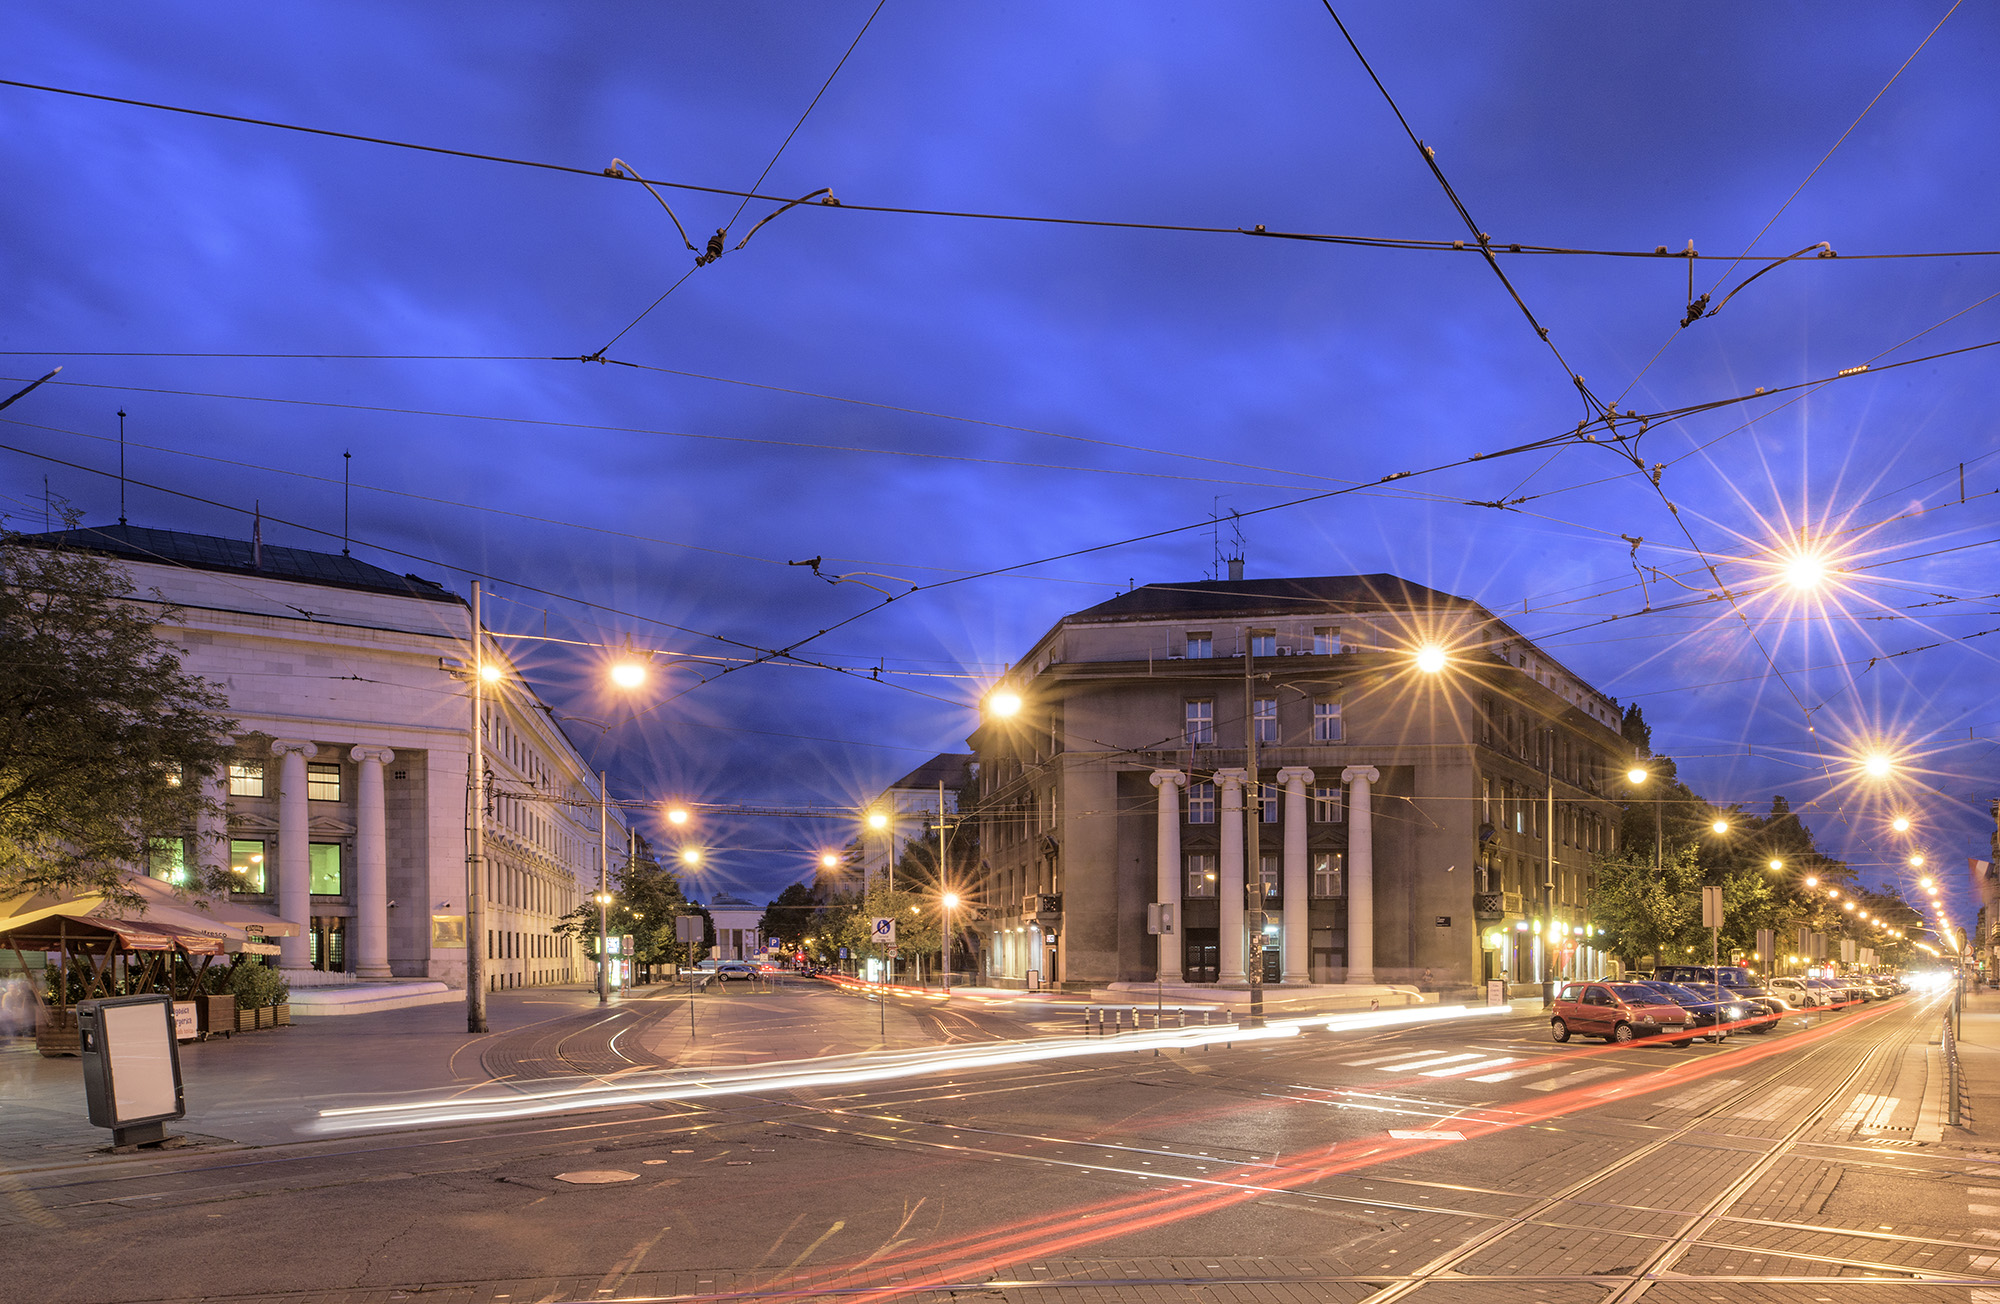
left=666, top=807, right=690, bottom=827
left=987, top=690, right=1022, bottom=718
left=1892, top=816, right=1911, bottom=833
left=1625, top=767, right=1661, bottom=871
left=1710, top=818, right=1730, bottom=835
left=1863, top=753, right=1893, bottom=779
left=1414, top=645, right=1448, bottom=674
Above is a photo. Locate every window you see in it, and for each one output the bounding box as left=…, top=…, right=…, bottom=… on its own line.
left=148, top=837, right=186, bottom=884
left=230, top=839, right=268, bottom=893
left=307, top=762, right=342, bottom=802
left=1185, top=631, right=1213, bottom=659
left=1185, top=852, right=1217, bottom=897
left=1312, top=784, right=1342, bottom=822
left=228, top=760, right=265, bottom=797
left=1186, top=781, right=1215, bottom=824
left=1313, top=626, right=1342, bottom=655
left=309, top=842, right=344, bottom=895
left=1258, top=853, right=1280, bottom=898
left=1253, top=697, right=1277, bottom=744
left=1250, top=629, right=1276, bottom=658
left=1311, top=852, right=1343, bottom=898
left=1260, top=782, right=1279, bottom=823
left=1313, top=699, right=1342, bottom=743
left=1185, top=699, right=1214, bottom=747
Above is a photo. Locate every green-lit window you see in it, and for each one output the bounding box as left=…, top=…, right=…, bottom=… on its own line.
left=148, top=837, right=187, bottom=884
left=228, top=761, right=265, bottom=797
left=231, top=839, right=268, bottom=893
left=307, top=762, right=342, bottom=802
left=309, top=842, right=343, bottom=895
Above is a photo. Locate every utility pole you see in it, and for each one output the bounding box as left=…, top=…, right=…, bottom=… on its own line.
left=597, top=769, right=611, bottom=1006
left=466, top=581, right=488, bottom=1034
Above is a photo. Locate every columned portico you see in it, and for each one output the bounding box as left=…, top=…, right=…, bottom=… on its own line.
left=1215, top=767, right=1248, bottom=984
left=1149, top=769, right=1187, bottom=982
left=1276, top=766, right=1314, bottom=983
left=272, top=739, right=318, bottom=970
left=1341, top=765, right=1380, bottom=984
left=351, top=745, right=396, bottom=978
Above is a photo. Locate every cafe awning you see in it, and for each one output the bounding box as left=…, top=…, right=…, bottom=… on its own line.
left=0, top=874, right=301, bottom=955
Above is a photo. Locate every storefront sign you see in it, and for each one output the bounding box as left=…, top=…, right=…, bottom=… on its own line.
left=431, top=915, right=466, bottom=948
left=171, top=1002, right=198, bottom=1041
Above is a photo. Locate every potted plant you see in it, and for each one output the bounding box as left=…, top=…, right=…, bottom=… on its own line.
left=197, top=965, right=237, bottom=1039
left=230, top=957, right=290, bottom=1031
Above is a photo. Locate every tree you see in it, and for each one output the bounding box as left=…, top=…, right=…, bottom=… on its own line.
left=760, top=881, right=818, bottom=951
left=0, top=527, right=233, bottom=898
left=551, top=836, right=708, bottom=972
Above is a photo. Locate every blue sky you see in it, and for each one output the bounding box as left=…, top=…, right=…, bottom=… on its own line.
left=2, top=3, right=1995, bottom=931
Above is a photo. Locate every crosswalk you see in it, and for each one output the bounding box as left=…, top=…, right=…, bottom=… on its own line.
left=1337, top=1044, right=1642, bottom=1091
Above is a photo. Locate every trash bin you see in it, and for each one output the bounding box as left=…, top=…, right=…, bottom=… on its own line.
left=77, top=994, right=186, bottom=1150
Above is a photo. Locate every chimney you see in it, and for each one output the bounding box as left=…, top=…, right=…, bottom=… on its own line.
left=1227, top=557, right=1244, bottom=581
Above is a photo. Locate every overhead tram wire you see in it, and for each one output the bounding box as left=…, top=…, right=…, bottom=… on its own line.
left=1319, top=4, right=1608, bottom=424
left=1609, top=0, right=1966, bottom=412
left=8, top=78, right=2000, bottom=266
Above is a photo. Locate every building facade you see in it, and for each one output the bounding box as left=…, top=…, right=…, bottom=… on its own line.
left=968, top=575, right=1630, bottom=993
left=857, top=753, right=974, bottom=892
left=30, top=524, right=623, bottom=992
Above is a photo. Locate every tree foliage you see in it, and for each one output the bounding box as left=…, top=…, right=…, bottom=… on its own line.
left=0, top=529, right=233, bottom=898
left=551, top=836, right=709, bottom=968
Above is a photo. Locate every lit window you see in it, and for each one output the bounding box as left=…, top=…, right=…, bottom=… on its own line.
left=1311, top=852, right=1344, bottom=898
left=1185, top=632, right=1212, bottom=659
left=1313, top=626, right=1342, bottom=655
left=1185, top=852, right=1217, bottom=897
left=1260, top=782, right=1279, bottom=823
left=1250, top=630, right=1276, bottom=658
left=309, top=842, right=343, bottom=895
left=1312, top=784, right=1342, bottom=822
left=228, top=761, right=265, bottom=797
left=1185, top=699, right=1214, bottom=747
left=148, top=837, right=186, bottom=884
left=1313, top=699, right=1342, bottom=743
left=1186, top=781, right=1215, bottom=825
left=1253, top=698, right=1277, bottom=745
left=307, top=762, right=342, bottom=802
left=231, top=839, right=268, bottom=893
left=1259, top=853, right=1280, bottom=897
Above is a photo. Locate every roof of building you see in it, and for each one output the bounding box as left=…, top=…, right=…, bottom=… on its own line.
left=14, top=523, right=461, bottom=604
left=1067, top=574, right=1479, bottom=623
left=706, top=891, right=758, bottom=909
left=887, top=752, right=973, bottom=791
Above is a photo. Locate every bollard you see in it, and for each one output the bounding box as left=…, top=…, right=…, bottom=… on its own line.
left=1084, top=1005, right=1095, bottom=1037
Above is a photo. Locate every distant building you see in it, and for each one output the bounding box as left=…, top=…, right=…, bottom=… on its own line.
left=705, top=891, right=763, bottom=960
left=20, top=523, right=624, bottom=992
left=967, top=574, right=1630, bottom=994
left=856, top=752, right=975, bottom=892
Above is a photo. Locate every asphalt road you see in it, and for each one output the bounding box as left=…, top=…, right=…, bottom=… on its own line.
left=6, top=979, right=1990, bottom=1304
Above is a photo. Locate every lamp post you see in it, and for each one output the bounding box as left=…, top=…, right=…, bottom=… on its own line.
left=1625, top=766, right=1661, bottom=873
left=942, top=891, right=960, bottom=995
left=597, top=769, right=612, bottom=1005
left=464, top=581, right=498, bottom=1034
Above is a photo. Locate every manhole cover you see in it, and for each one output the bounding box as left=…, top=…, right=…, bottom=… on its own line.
left=554, top=1170, right=640, bottom=1185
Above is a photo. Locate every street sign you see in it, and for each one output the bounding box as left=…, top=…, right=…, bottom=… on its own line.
left=1701, top=886, right=1724, bottom=930
left=675, top=915, right=703, bottom=944
left=871, top=917, right=897, bottom=945
left=1146, top=903, right=1175, bottom=936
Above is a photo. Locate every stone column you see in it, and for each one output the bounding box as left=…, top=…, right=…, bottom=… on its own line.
left=272, top=739, right=318, bottom=970
left=1341, top=766, right=1380, bottom=984
left=1215, top=768, right=1248, bottom=984
left=194, top=759, right=229, bottom=885
left=351, top=745, right=396, bottom=978
left=1277, top=766, right=1315, bottom=983
left=1150, top=770, right=1187, bottom=983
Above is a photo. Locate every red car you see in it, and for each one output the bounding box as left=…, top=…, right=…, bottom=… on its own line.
left=1550, top=981, right=1695, bottom=1046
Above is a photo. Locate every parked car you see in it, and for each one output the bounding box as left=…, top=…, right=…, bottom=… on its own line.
left=1766, top=976, right=1834, bottom=1009
left=1634, top=980, right=1768, bottom=1040
left=1550, top=981, right=1695, bottom=1046
left=1652, top=965, right=1791, bottom=1020
left=1681, top=980, right=1781, bottom=1032
left=713, top=961, right=757, bottom=981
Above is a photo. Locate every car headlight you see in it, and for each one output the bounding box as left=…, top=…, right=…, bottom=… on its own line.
left=1639, top=1013, right=1657, bottom=1023
left=1728, top=1006, right=1744, bottom=1018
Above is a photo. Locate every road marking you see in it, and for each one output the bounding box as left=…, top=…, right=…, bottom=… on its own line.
left=1376, top=1053, right=1485, bottom=1072
left=1342, top=1052, right=1437, bottom=1066
left=1388, top=1130, right=1464, bottom=1140
left=1969, top=1204, right=2000, bottom=1216
left=1656, top=1078, right=1743, bottom=1112
left=1468, top=1066, right=1544, bottom=1083
left=1521, top=1066, right=1621, bottom=1092
left=1968, top=1187, right=2000, bottom=1195
left=1421, top=1056, right=1517, bottom=1077
left=1731, top=1085, right=1815, bottom=1120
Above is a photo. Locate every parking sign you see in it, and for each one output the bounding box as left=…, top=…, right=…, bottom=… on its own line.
left=871, top=916, right=897, bottom=946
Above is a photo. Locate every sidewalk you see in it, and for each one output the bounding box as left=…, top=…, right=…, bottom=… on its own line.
left=1947, top=985, right=2000, bottom=1144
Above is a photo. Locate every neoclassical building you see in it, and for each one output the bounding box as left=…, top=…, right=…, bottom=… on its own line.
left=968, top=574, right=1631, bottom=993
left=25, top=523, right=623, bottom=992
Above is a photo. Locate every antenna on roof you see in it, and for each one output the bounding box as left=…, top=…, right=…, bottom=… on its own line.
left=117, top=409, right=127, bottom=525
left=342, top=450, right=352, bottom=556
left=253, top=501, right=263, bottom=570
